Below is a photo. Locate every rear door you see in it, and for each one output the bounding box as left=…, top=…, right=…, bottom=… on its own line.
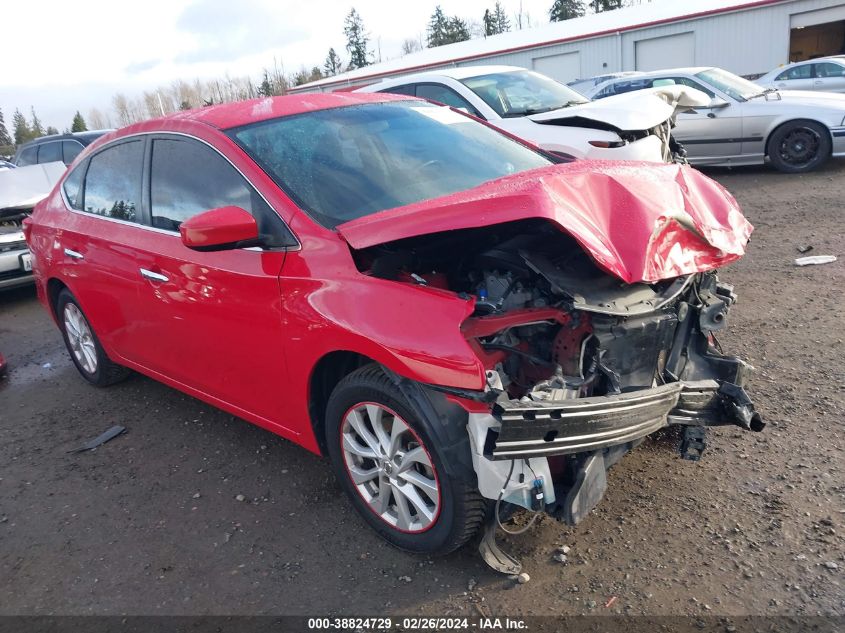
left=128, top=134, right=297, bottom=424
left=56, top=138, right=149, bottom=358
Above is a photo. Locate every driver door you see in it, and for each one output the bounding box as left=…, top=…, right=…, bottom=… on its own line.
left=128, top=135, right=298, bottom=426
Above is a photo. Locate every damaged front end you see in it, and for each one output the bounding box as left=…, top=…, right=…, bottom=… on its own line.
left=340, top=160, right=760, bottom=530
left=350, top=216, right=762, bottom=527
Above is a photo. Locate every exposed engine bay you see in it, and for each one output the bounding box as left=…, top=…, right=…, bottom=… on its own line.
left=351, top=218, right=763, bottom=528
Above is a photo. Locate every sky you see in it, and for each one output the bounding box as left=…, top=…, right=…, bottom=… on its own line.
left=1, top=0, right=552, bottom=132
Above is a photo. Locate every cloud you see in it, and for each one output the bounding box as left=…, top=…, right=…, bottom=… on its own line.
left=125, top=59, right=164, bottom=75
left=175, top=0, right=307, bottom=64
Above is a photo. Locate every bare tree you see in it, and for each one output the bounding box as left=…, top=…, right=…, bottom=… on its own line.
left=401, top=38, right=422, bottom=55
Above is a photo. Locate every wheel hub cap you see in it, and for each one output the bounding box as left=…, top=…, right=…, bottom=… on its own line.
left=63, top=303, right=97, bottom=375
left=341, top=403, right=440, bottom=533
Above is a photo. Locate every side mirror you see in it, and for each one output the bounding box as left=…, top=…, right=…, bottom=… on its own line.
left=180, top=206, right=260, bottom=252
left=708, top=97, right=730, bottom=109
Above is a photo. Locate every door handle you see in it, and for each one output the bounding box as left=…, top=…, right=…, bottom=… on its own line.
left=139, top=268, right=169, bottom=283
left=64, top=248, right=84, bottom=260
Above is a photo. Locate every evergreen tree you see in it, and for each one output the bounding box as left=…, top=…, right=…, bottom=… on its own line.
left=0, top=108, right=12, bottom=147
left=344, top=8, right=371, bottom=69
left=493, top=2, right=511, bottom=33
left=71, top=111, right=87, bottom=132
left=46, top=126, right=59, bottom=135
left=427, top=6, right=449, bottom=47
left=550, top=0, right=585, bottom=21
left=428, top=7, right=471, bottom=47
left=444, top=17, right=471, bottom=44
left=30, top=107, right=45, bottom=138
left=12, top=109, right=31, bottom=145
left=589, top=0, right=622, bottom=13
left=324, top=48, right=342, bottom=76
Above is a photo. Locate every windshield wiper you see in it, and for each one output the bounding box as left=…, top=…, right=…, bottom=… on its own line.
left=748, top=87, right=778, bottom=100
left=521, top=101, right=589, bottom=115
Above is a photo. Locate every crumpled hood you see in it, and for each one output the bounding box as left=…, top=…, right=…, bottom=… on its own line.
left=528, top=86, right=711, bottom=131
left=337, top=161, right=753, bottom=284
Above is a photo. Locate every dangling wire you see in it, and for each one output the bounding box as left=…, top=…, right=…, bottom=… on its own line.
left=495, top=460, right=542, bottom=536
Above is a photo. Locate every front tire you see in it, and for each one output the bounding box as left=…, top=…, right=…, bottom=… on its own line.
left=56, top=289, right=130, bottom=387
left=325, top=365, right=486, bottom=555
left=767, top=120, right=831, bottom=173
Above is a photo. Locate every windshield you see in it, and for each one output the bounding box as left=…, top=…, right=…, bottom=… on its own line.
left=461, top=70, right=589, bottom=118
left=694, top=68, right=764, bottom=101
left=229, top=101, right=551, bottom=228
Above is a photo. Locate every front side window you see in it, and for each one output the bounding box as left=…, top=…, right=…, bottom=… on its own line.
left=82, top=140, right=143, bottom=222
left=776, top=64, right=812, bottom=81
left=37, top=141, right=62, bottom=164
left=229, top=101, right=550, bottom=228
left=415, top=84, right=479, bottom=116
left=461, top=70, right=588, bottom=118
left=150, top=137, right=295, bottom=246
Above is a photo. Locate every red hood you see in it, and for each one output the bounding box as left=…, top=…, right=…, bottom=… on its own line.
left=336, top=161, right=752, bottom=284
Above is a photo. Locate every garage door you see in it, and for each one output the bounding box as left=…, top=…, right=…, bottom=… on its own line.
left=532, top=52, right=581, bottom=83
left=635, top=33, right=695, bottom=71
left=790, top=6, right=845, bottom=60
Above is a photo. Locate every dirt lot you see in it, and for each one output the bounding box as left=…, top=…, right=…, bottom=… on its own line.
left=1, top=162, right=843, bottom=619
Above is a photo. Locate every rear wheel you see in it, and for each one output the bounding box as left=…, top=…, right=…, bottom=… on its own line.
left=325, top=365, right=486, bottom=555
left=56, top=289, right=130, bottom=387
left=767, top=120, right=831, bottom=173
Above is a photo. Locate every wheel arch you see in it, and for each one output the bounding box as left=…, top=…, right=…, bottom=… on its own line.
left=46, top=277, right=70, bottom=322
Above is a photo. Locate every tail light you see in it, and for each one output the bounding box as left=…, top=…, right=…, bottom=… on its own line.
left=22, top=216, right=33, bottom=243
left=588, top=140, right=627, bottom=149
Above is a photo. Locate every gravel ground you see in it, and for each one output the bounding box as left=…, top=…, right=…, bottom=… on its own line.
left=0, top=161, right=843, bottom=618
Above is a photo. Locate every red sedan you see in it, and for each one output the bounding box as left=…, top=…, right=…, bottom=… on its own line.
left=24, top=93, right=762, bottom=555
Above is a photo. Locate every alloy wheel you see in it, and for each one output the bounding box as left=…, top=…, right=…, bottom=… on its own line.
left=778, top=127, right=820, bottom=167
left=340, top=403, right=440, bottom=533
left=63, top=303, right=97, bottom=375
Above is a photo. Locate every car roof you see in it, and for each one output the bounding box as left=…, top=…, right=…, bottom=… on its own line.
left=117, top=91, right=413, bottom=132
left=611, top=67, right=712, bottom=79
left=17, top=129, right=112, bottom=149
left=372, top=65, right=527, bottom=85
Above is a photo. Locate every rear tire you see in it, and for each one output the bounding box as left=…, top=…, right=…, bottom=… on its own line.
left=56, top=289, right=130, bottom=387
left=767, top=120, right=831, bottom=173
left=325, top=364, right=486, bottom=555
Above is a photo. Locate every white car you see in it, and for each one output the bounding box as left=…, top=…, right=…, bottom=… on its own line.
left=356, top=65, right=708, bottom=163
left=587, top=67, right=845, bottom=172
left=756, top=57, right=845, bottom=94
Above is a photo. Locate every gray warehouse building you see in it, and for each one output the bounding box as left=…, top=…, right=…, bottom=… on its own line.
left=292, top=0, right=845, bottom=93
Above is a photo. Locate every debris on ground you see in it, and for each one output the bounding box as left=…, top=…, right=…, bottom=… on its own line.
left=605, top=596, right=618, bottom=608
left=235, top=494, right=246, bottom=502
left=516, top=572, right=530, bottom=584
left=66, top=425, right=126, bottom=454
left=553, top=553, right=568, bottom=563
left=796, top=245, right=813, bottom=253
left=467, top=578, right=477, bottom=591
left=398, top=575, right=412, bottom=583
left=794, top=255, right=837, bottom=266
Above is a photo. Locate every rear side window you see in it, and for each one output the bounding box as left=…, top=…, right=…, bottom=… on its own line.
left=149, top=137, right=295, bottom=246
left=37, top=141, right=62, bottom=164
left=82, top=141, right=144, bottom=222
left=814, top=62, right=845, bottom=78
left=62, top=141, right=83, bottom=165
left=17, top=146, right=37, bottom=166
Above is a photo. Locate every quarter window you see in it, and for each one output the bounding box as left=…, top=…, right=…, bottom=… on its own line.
left=82, top=140, right=143, bottom=222
left=16, top=146, right=37, bottom=166
left=37, top=141, right=62, bottom=164
left=814, top=62, right=845, bottom=78
left=63, top=162, right=86, bottom=210
left=62, top=141, right=84, bottom=165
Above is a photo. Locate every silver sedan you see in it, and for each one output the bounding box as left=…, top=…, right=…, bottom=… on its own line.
left=587, top=67, right=845, bottom=172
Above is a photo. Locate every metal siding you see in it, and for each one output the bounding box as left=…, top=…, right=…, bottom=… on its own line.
left=311, top=0, right=845, bottom=92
